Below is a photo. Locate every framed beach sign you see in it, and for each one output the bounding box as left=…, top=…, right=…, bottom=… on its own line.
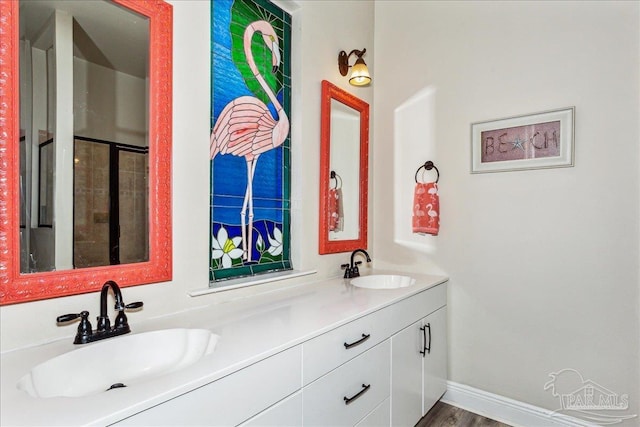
left=471, top=107, right=575, bottom=173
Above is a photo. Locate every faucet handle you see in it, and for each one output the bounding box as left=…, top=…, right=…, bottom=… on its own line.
left=56, top=311, right=93, bottom=344
left=125, top=301, right=144, bottom=310
left=114, top=301, right=144, bottom=331
left=56, top=311, right=85, bottom=323
left=76, top=311, right=92, bottom=338
left=114, top=311, right=129, bottom=331
left=341, top=263, right=351, bottom=279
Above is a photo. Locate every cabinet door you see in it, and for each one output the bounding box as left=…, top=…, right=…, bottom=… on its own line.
left=390, top=320, right=423, bottom=426
left=422, top=306, right=447, bottom=415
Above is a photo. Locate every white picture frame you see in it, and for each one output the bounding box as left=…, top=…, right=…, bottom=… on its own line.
left=471, top=107, right=575, bottom=173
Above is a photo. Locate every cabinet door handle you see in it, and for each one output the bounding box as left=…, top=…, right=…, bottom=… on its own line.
left=344, top=333, right=370, bottom=349
left=419, top=323, right=431, bottom=356
left=343, top=383, right=371, bottom=405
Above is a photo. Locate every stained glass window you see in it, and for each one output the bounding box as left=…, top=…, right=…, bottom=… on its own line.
left=210, top=0, right=292, bottom=282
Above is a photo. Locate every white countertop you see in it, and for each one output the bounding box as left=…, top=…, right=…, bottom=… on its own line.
left=0, top=271, right=447, bottom=426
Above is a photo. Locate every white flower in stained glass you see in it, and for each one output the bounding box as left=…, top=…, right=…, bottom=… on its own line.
left=256, top=234, right=265, bottom=252
left=267, top=227, right=283, bottom=257
left=211, top=227, right=244, bottom=268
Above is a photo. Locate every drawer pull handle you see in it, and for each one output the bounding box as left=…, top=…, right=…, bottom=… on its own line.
left=343, top=383, right=371, bottom=405
left=344, top=333, right=370, bottom=349
left=420, top=323, right=431, bottom=356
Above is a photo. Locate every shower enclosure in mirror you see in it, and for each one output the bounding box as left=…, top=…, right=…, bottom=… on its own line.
left=0, top=0, right=172, bottom=305
left=319, top=80, right=369, bottom=254
left=72, top=138, right=149, bottom=269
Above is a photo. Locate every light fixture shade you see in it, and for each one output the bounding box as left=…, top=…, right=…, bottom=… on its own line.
left=349, top=58, right=371, bottom=86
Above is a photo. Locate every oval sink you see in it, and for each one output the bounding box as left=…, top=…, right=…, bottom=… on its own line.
left=17, top=328, right=219, bottom=398
left=351, top=275, right=416, bottom=289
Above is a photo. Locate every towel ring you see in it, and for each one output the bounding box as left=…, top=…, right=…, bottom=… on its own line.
left=414, top=161, right=440, bottom=184
left=330, top=170, right=342, bottom=189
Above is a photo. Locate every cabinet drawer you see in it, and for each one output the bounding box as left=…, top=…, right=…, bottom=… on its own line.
left=389, top=283, right=446, bottom=335
left=114, top=346, right=302, bottom=426
left=303, top=306, right=392, bottom=384
left=303, top=340, right=390, bottom=427
left=240, top=391, right=302, bottom=427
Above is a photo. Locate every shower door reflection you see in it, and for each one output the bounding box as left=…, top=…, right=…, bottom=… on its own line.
left=117, top=149, right=149, bottom=264
left=73, top=138, right=148, bottom=268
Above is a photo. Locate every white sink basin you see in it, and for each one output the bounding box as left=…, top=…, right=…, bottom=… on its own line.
left=351, top=275, right=416, bottom=289
left=17, top=328, right=219, bottom=398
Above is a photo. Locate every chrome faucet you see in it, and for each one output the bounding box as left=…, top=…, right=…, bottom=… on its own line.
left=56, top=280, right=143, bottom=344
left=341, top=249, right=371, bottom=279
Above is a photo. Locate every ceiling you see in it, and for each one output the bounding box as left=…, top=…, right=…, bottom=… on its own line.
left=19, top=0, right=149, bottom=79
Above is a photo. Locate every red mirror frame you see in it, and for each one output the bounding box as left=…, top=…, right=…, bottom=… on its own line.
left=318, top=80, right=369, bottom=254
left=0, top=0, right=173, bottom=305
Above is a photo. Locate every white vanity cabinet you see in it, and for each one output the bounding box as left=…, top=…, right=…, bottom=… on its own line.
left=301, top=281, right=446, bottom=427
left=0, top=275, right=450, bottom=427
left=391, top=306, right=447, bottom=426
left=111, top=280, right=447, bottom=427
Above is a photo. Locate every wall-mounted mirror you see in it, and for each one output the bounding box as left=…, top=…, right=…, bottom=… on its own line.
left=319, top=80, right=369, bottom=254
left=0, top=0, right=173, bottom=305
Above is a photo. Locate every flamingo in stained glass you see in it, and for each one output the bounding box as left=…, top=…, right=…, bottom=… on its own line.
left=210, top=20, right=289, bottom=262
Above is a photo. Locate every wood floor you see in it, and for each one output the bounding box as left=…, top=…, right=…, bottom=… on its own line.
left=416, top=402, right=512, bottom=427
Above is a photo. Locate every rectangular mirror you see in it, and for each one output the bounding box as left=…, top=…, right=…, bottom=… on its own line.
left=0, top=0, right=173, bottom=305
left=319, top=80, right=369, bottom=254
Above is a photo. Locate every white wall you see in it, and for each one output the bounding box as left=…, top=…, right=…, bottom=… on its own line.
left=294, top=0, right=374, bottom=276
left=74, top=58, right=147, bottom=147
left=373, top=0, right=639, bottom=423
left=1, top=0, right=374, bottom=352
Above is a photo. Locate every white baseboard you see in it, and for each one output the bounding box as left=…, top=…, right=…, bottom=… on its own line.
left=442, top=381, right=598, bottom=427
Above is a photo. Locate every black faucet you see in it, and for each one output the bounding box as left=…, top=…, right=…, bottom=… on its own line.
left=56, top=280, right=143, bottom=344
left=342, top=249, right=371, bottom=279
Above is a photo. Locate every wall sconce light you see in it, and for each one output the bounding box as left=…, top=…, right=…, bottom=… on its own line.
left=338, top=48, right=371, bottom=87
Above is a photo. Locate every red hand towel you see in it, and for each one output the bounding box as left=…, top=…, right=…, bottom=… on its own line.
left=412, top=182, right=439, bottom=235
left=328, top=188, right=342, bottom=231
